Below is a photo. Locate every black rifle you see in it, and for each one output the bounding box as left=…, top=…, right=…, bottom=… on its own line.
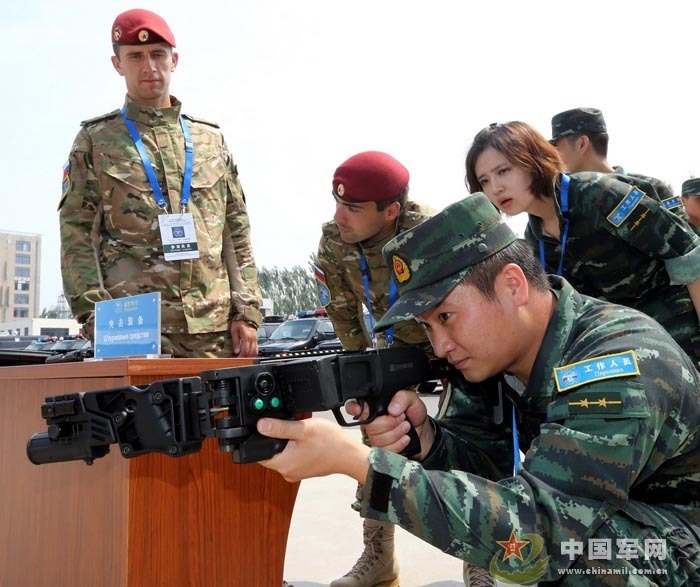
left=27, top=346, right=439, bottom=465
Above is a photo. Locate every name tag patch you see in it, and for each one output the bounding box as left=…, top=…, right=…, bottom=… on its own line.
left=607, top=189, right=643, bottom=227
left=661, top=196, right=682, bottom=211
left=554, top=350, right=639, bottom=393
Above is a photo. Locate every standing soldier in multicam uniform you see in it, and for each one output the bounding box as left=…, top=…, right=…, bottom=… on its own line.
left=59, top=9, right=262, bottom=358
left=548, top=107, right=693, bottom=227
left=317, top=151, right=468, bottom=587
left=466, top=121, right=700, bottom=364
left=258, top=194, right=700, bottom=585
left=681, top=178, right=700, bottom=229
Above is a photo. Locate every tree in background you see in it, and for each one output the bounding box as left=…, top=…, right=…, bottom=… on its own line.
left=258, top=262, right=320, bottom=317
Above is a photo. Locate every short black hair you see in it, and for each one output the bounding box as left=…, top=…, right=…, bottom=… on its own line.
left=566, top=131, right=609, bottom=158
left=460, top=239, right=549, bottom=300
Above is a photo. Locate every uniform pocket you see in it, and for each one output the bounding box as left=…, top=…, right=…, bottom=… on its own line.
left=188, top=154, right=228, bottom=256
left=101, top=157, right=161, bottom=244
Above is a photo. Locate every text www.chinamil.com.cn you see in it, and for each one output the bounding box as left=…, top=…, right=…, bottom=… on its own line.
left=557, top=568, right=668, bottom=576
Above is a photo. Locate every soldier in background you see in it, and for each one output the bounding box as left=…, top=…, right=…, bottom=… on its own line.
left=258, top=194, right=700, bottom=584
left=317, top=151, right=442, bottom=586
left=59, top=9, right=262, bottom=358
left=466, top=121, right=700, bottom=363
left=549, top=107, right=692, bottom=226
left=682, top=178, right=700, bottom=228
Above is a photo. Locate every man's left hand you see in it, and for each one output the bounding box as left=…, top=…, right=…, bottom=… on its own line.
left=257, top=417, right=370, bottom=484
left=230, top=320, right=258, bottom=357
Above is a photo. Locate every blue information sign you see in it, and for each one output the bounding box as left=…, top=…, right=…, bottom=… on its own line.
left=94, top=293, right=161, bottom=358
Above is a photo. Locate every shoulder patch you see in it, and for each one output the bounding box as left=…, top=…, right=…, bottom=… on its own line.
left=661, top=195, right=682, bottom=211
left=181, top=113, right=220, bottom=128
left=606, top=188, right=644, bottom=227
left=80, top=109, right=120, bottom=126
left=61, top=161, right=70, bottom=197
left=312, top=263, right=330, bottom=306
left=553, top=350, right=640, bottom=394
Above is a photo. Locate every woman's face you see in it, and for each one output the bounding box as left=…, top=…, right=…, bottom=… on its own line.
left=474, top=147, right=538, bottom=215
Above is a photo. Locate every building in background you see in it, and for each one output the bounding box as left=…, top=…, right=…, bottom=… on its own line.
left=0, top=231, right=41, bottom=322
left=0, top=294, right=78, bottom=338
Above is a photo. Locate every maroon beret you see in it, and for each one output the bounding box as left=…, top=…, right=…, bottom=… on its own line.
left=333, top=151, right=409, bottom=203
left=112, top=9, right=176, bottom=47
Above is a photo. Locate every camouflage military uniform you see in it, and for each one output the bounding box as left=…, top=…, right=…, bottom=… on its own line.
left=361, top=276, right=700, bottom=584
left=612, top=166, right=698, bottom=232
left=317, top=201, right=432, bottom=351
left=59, top=97, right=262, bottom=356
left=525, top=171, right=700, bottom=360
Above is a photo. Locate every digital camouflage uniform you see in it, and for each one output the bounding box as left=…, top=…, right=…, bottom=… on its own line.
left=551, top=107, right=696, bottom=230
left=362, top=195, right=700, bottom=584
left=612, top=166, right=697, bottom=232
left=363, top=277, right=700, bottom=584
left=525, top=172, right=700, bottom=361
left=60, top=97, right=262, bottom=356
left=317, top=201, right=433, bottom=352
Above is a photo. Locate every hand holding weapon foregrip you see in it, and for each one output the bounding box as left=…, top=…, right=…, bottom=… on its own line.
left=27, top=347, right=441, bottom=465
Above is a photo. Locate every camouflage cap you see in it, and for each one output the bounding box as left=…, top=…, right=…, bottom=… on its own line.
left=681, top=178, right=700, bottom=197
left=374, top=193, right=516, bottom=331
left=550, top=107, right=607, bottom=142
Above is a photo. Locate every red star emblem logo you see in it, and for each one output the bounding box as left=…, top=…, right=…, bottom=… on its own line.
left=496, top=530, right=530, bottom=561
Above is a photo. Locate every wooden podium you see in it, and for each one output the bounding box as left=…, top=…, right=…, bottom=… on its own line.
left=0, top=359, right=300, bottom=587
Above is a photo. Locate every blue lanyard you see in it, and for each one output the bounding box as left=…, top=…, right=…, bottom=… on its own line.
left=359, top=252, right=398, bottom=346
left=511, top=403, right=521, bottom=475
left=538, top=173, right=570, bottom=276
left=119, top=107, right=194, bottom=211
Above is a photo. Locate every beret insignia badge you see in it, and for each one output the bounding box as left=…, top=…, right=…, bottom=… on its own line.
left=138, top=29, right=149, bottom=42
left=337, top=183, right=345, bottom=197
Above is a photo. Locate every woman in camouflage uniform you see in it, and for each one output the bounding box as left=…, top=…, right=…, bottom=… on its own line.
left=465, top=121, right=700, bottom=362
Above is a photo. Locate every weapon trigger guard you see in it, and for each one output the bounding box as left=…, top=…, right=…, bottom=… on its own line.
left=332, top=407, right=361, bottom=427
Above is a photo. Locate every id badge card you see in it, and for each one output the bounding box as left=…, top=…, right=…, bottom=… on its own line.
left=158, top=213, right=200, bottom=261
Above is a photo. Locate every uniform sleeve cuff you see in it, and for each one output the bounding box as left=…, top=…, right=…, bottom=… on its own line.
left=231, top=305, right=262, bottom=329
left=355, top=448, right=412, bottom=521
left=665, top=244, right=700, bottom=284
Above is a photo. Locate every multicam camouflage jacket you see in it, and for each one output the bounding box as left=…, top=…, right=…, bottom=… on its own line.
left=525, top=171, right=700, bottom=360
left=317, top=201, right=433, bottom=351
left=59, top=96, right=262, bottom=334
left=358, top=277, right=700, bottom=584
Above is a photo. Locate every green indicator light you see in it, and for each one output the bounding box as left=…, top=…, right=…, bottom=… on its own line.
left=270, top=397, right=281, bottom=409
left=253, top=398, right=265, bottom=411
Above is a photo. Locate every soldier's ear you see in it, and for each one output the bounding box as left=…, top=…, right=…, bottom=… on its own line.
left=171, top=50, right=179, bottom=71
left=496, top=263, right=528, bottom=308
left=384, top=200, right=401, bottom=222
left=576, top=135, right=590, bottom=154
left=111, top=54, right=125, bottom=77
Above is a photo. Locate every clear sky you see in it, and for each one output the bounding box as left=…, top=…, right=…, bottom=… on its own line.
left=1, top=0, right=698, bottom=310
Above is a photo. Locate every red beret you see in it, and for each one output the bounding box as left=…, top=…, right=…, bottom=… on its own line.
left=333, top=151, right=409, bottom=203
left=112, top=9, right=176, bottom=47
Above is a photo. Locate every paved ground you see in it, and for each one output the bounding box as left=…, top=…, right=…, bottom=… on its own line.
left=283, top=396, right=467, bottom=586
